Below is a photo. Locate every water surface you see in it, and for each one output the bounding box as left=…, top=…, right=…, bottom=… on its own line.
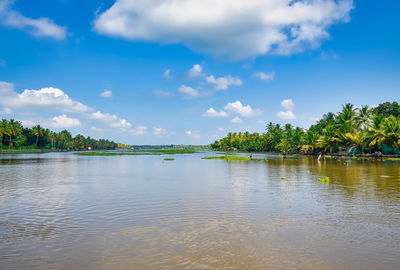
left=1, top=152, right=399, bottom=269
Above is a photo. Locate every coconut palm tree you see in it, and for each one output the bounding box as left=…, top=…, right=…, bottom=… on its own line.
left=0, top=119, right=7, bottom=145
left=32, top=125, right=44, bottom=146
left=6, top=119, right=22, bottom=149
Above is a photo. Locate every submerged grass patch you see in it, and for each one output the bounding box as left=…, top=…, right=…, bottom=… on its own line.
left=74, top=152, right=161, bottom=156
left=202, top=156, right=251, bottom=161
left=318, top=176, right=331, bottom=184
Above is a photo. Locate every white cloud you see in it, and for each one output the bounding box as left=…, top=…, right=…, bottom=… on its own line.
left=94, top=0, right=353, bottom=59
left=90, top=126, right=104, bottom=132
left=224, top=101, right=261, bottom=117
left=101, top=90, right=113, bottom=98
left=20, top=120, right=35, bottom=127
left=185, top=130, right=200, bottom=139
left=217, top=127, right=224, bottom=131
left=51, top=114, right=82, bottom=128
left=202, top=107, right=228, bottom=118
left=206, top=75, right=242, bottom=90
left=153, top=89, right=174, bottom=97
left=253, top=72, right=275, bottom=81
left=0, top=0, right=66, bottom=40
left=281, top=99, right=295, bottom=110
left=187, top=64, right=203, bottom=79
left=130, top=126, right=148, bottom=135
left=91, top=111, right=132, bottom=130
left=0, top=107, right=12, bottom=114
left=178, top=85, right=199, bottom=97
left=0, top=82, right=90, bottom=113
left=231, top=116, right=243, bottom=123
left=277, top=110, right=296, bottom=120
left=153, top=127, right=168, bottom=136
left=164, top=69, right=172, bottom=79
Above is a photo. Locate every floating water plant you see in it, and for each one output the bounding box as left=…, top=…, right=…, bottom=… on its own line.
left=202, top=156, right=251, bottom=161
left=280, top=177, right=288, bottom=180
left=318, top=176, right=331, bottom=184
left=164, top=158, right=175, bottom=161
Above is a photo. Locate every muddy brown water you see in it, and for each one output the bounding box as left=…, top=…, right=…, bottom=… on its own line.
left=0, top=152, right=399, bottom=269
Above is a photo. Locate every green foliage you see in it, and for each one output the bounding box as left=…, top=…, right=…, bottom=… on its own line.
left=164, top=158, right=175, bottom=161
left=318, top=176, right=331, bottom=184
left=211, top=102, right=400, bottom=155
left=74, top=152, right=161, bottom=156
left=202, top=156, right=251, bottom=161
left=0, top=119, right=123, bottom=151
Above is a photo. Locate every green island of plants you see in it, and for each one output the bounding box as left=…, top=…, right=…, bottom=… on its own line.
left=211, top=102, right=400, bottom=157
left=202, top=156, right=251, bottom=161
left=0, top=119, right=130, bottom=153
left=318, top=176, right=331, bottom=184
left=136, top=149, right=197, bottom=154
left=74, top=152, right=161, bottom=156
left=164, top=158, right=175, bottom=161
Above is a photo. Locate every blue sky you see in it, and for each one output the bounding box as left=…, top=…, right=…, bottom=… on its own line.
left=0, top=0, right=399, bottom=144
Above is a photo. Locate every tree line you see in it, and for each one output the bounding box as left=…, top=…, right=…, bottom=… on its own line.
left=211, top=102, right=400, bottom=155
left=0, top=119, right=124, bottom=151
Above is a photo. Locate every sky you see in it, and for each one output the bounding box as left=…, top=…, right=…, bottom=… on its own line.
left=0, top=0, right=399, bottom=145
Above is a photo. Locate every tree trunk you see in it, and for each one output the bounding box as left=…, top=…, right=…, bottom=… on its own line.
left=36, top=135, right=39, bottom=146
left=9, top=134, right=12, bottom=149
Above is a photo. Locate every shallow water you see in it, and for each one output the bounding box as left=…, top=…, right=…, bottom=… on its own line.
left=0, top=152, right=399, bottom=269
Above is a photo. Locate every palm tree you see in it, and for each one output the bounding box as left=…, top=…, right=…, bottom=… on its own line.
left=0, top=119, right=7, bottom=145
left=6, top=119, right=22, bottom=149
left=32, top=125, right=44, bottom=146
left=346, top=130, right=370, bottom=153
left=358, top=105, right=370, bottom=129
left=382, top=115, right=400, bottom=148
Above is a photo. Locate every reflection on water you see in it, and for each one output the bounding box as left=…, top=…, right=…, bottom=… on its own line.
left=0, top=152, right=399, bottom=269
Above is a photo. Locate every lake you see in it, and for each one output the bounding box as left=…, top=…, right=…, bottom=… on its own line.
left=1, top=152, right=399, bottom=269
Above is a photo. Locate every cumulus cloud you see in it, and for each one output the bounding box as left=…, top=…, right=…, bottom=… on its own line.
left=202, top=108, right=228, bottom=118
left=51, top=114, right=82, bottom=128
left=0, top=82, right=90, bottom=113
left=281, top=99, right=295, bottom=110
left=130, top=126, right=147, bottom=135
left=153, top=89, right=174, bottom=97
left=187, top=64, right=203, bottom=79
left=0, top=0, right=66, bottom=40
left=101, top=90, right=113, bottom=98
left=91, top=111, right=132, bottom=130
left=178, top=85, right=199, bottom=97
left=277, top=110, right=296, bottom=120
left=231, top=116, right=243, bottom=123
left=185, top=130, right=200, bottom=139
left=164, top=69, right=172, bottom=79
left=90, top=126, right=104, bottom=132
left=253, top=72, right=275, bottom=81
left=153, top=127, right=168, bottom=136
left=224, top=101, right=261, bottom=117
left=206, top=75, right=242, bottom=90
left=94, top=0, right=353, bottom=59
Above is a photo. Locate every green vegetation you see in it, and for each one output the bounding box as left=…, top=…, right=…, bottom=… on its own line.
left=132, top=145, right=209, bottom=151
left=318, top=176, right=331, bottom=184
left=280, top=177, right=288, bottom=180
left=74, top=152, right=161, bottom=156
left=211, top=102, right=400, bottom=156
left=136, top=149, right=197, bottom=154
left=202, top=156, right=251, bottom=161
left=0, top=119, right=127, bottom=153
left=164, top=158, right=175, bottom=161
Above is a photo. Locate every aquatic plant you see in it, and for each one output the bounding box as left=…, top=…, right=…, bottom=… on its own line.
left=202, top=156, right=251, bottom=161
left=74, top=152, right=161, bottom=156
left=318, top=176, right=331, bottom=184
left=164, top=158, right=175, bottom=161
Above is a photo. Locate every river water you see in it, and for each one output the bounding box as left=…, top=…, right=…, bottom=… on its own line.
left=0, top=152, right=399, bottom=269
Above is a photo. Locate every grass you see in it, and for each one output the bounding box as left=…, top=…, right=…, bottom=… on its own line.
left=164, top=158, right=175, bottom=161
left=202, top=155, right=251, bottom=161
left=136, top=149, right=197, bottom=154
left=318, top=176, right=331, bottom=184
left=74, top=152, right=161, bottom=156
